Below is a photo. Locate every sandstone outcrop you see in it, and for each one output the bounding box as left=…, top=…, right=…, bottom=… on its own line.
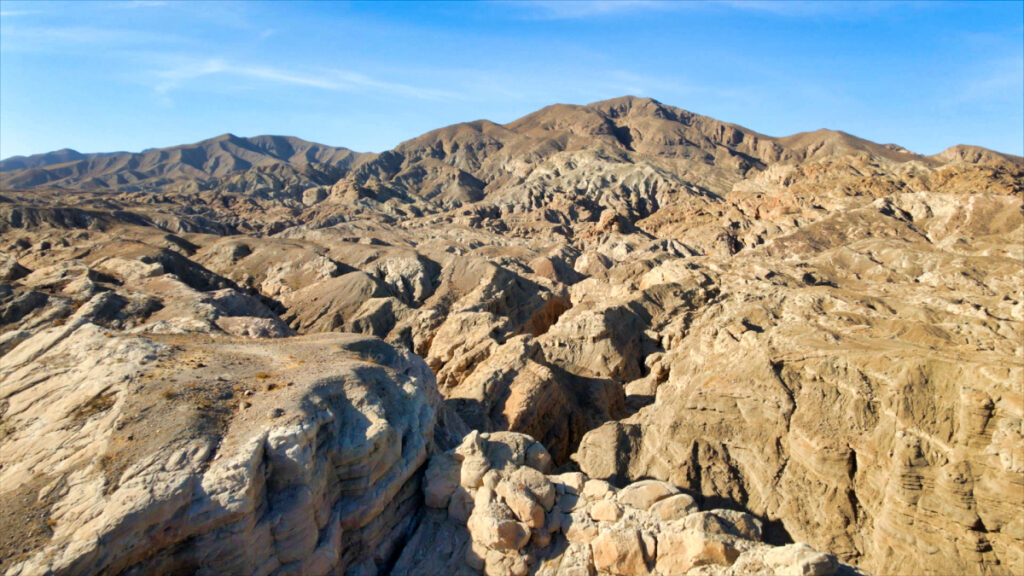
left=0, top=326, right=438, bottom=575
left=573, top=189, right=1024, bottom=574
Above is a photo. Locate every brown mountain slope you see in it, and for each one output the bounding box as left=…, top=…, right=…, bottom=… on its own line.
left=0, top=134, right=372, bottom=191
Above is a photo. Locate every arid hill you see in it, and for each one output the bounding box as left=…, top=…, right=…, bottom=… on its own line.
left=1, top=96, right=1021, bottom=576
left=0, top=133, right=370, bottom=197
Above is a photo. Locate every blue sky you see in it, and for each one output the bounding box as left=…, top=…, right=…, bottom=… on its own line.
left=1, top=1, right=1021, bottom=158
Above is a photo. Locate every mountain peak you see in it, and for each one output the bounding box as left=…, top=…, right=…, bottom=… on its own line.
left=586, top=95, right=676, bottom=119
left=211, top=133, right=243, bottom=143
left=588, top=95, right=663, bottom=108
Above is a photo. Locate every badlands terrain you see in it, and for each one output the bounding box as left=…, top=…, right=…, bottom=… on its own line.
left=0, top=96, right=1021, bottom=576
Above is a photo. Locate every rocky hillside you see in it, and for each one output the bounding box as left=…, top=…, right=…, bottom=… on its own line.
left=0, top=134, right=370, bottom=198
left=1, top=96, right=1021, bottom=575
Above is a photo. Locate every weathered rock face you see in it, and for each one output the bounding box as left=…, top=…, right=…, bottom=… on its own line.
left=574, top=192, right=1024, bottom=575
left=443, top=335, right=626, bottom=464
left=0, top=324, right=438, bottom=575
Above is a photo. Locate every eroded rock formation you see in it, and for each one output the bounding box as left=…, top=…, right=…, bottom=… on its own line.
left=395, top=430, right=850, bottom=576
left=1, top=96, right=1022, bottom=575
left=1, top=324, right=438, bottom=575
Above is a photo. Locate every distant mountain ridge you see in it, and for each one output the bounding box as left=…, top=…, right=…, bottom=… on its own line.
left=3, top=97, right=1020, bottom=196
left=0, top=134, right=371, bottom=191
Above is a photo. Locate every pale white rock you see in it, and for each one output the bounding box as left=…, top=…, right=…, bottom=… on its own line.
left=424, top=452, right=461, bottom=508
left=762, top=543, right=839, bottom=576
left=616, top=479, right=679, bottom=510
left=550, top=472, right=586, bottom=495
left=649, top=493, right=699, bottom=521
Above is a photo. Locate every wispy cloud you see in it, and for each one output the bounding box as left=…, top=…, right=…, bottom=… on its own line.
left=955, top=55, right=1024, bottom=104
left=507, top=1, right=678, bottom=19
left=511, top=0, right=898, bottom=20
left=717, top=1, right=892, bottom=16
left=152, top=58, right=460, bottom=101
left=100, top=0, right=169, bottom=8
left=0, top=25, right=188, bottom=51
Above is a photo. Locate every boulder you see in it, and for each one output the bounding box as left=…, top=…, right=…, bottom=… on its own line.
left=495, top=479, right=545, bottom=529
left=762, top=543, right=839, bottom=576
left=590, top=500, right=623, bottom=522
left=467, top=499, right=531, bottom=552
left=590, top=529, right=653, bottom=576
left=616, top=479, right=680, bottom=510
left=649, top=493, right=698, bottom=521
left=654, top=530, right=740, bottom=574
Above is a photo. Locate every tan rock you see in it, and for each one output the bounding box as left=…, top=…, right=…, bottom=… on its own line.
left=708, top=508, right=763, bottom=540
left=557, top=492, right=581, bottom=513
left=551, top=472, right=586, bottom=495
left=507, top=466, right=557, bottom=510
left=535, top=542, right=595, bottom=576
left=589, top=500, right=623, bottom=522
left=496, top=478, right=546, bottom=529
left=448, top=486, right=474, bottom=523
left=484, top=549, right=530, bottom=576
left=649, top=493, right=698, bottom=521
left=682, top=510, right=763, bottom=540
left=467, top=539, right=488, bottom=571
left=581, top=479, right=614, bottom=501
left=565, top=514, right=600, bottom=545
left=483, top=468, right=503, bottom=491
left=526, top=440, right=555, bottom=473
left=446, top=336, right=624, bottom=464
left=654, top=530, right=739, bottom=574
left=616, top=479, right=679, bottom=510
left=0, top=328, right=438, bottom=575
left=460, top=454, right=490, bottom=490
left=590, top=529, right=653, bottom=575
left=467, top=499, right=531, bottom=552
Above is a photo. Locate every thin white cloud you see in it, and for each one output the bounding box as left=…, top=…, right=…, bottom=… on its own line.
left=0, top=25, right=188, bottom=50
left=153, top=58, right=461, bottom=101
left=123, top=0, right=169, bottom=7
left=956, top=56, right=1024, bottom=104
left=96, top=0, right=170, bottom=8
left=717, top=1, right=881, bottom=16
left=507, top=1, right=679, bottom=20
left=510, top=0, right=898, bottom=20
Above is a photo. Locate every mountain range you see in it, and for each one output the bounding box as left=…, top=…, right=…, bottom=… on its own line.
left=3, top=96, right=1019, bottom=197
